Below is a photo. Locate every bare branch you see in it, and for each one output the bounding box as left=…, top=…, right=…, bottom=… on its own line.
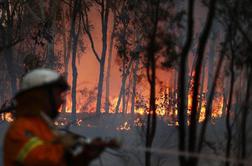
left=81, top=7, right=101, bottom=63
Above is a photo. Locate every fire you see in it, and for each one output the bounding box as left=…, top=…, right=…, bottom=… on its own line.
left=56, top=87, right=224, bottom=127
left=188, top=93, right=193, bottom=111
left=110, top=97, right=119, bottom=113
left=0, top=90, right=224, bottom=130
left=60, top=95, right=82, bottom=113
left=187, top=92, right=223, bottom=123
left=135, top=107, right=145, bottom=115
left=134, top=118, right=144, bottom=127
left=116, top=119, right=145, bottom=131
left=116, top=121, right=131, bottom=131
left=211, top=94, right=224, bottom=119
left=17, top=90, right=222, bottom=128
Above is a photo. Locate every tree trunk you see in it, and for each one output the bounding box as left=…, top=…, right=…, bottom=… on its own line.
left=239, top=69, right=251, bottom=166
left=197, top=28, right=229, bottom=154
left=177, top=0, right=195, bottom=165
left=145, top=43, right=157, bottom=166
left=197, top=60, right=206, bottom=122
left=96, top=57, right=106, bottom=114
left=207, top=25, right=217, bottom=113
left=131, top=55, right=140, bottom=114
left=62, top=8, right=70, bottom=113
left=105, top=19, right=115, bottom=113
left=225, top=51, right=234, bottom=166
left=125, top=73, right=132, bottom=114
left=95, top=1, right=109, bottom=114
left=3, top=4, right=17, bottom=96
left=188, top=0, right=216, bottom=165
left=115, top=59, right=133, bottom=113
left=70, top=0, right=81, bottom=124
left=46, top=0, right=60, bottom=69
left=145, top=1, right=160, bottom=165
left=173, top=69, right=177, bottom=120
left=122, top=60, right=126, bottom=114
left=4, top=48, right=17, bottom=96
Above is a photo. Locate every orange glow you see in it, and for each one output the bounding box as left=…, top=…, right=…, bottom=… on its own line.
left=0, top=83, right=219, bottom=127
left=59, top=88, right=224, bottom=126
left=188, top=93, right=193, bottom=111
left=134, top=118, right=144, bottom=127
left=116, top=121, right=131, bottom=131
left=212, top=95, right=224, bottom=119
left=60, top=95, right=82, bottom=113
left=110, top=97, right=119, bottom=113
left=135, top=107, right=145, bottom=115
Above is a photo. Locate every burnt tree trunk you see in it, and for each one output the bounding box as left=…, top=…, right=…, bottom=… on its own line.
left=239, top=69, right=251, bottom=166
left=62, top=5, right=70, bottom=113
left=105, top=18, right=115, bottom=113
left=115, top=59, right=133, bottom=113
left=2, top=3, right=17, bottom=96
left=197, top=60, right=206, bottom=122
left=70, top=0, right=81, bottom=124
left=177, top=0, right=195, bottom=165
left=145, top=1, right=160, bottom=165
left=197, top=31, right=229, bottom=155
left=225, top=48, right=234, bottom=166
left=95, top=0, right=109, bottom=114
left=131, top=54, right=140, bottom=114
left=188, top=0, right=216, bottom=165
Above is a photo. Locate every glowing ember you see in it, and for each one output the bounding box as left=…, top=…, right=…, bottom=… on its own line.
left=116, top=121, right=131, bottom=131
left=76, top=119, right=82, bottom=126
left=135, top=108, right=145, bottom=115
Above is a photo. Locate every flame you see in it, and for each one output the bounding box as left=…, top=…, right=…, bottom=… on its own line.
left=56, top=87, right=224, bottom=127
left=134, top=118, right=144, bottom=127
left=116, top=121, right=131, bottom=131
left=110, top=97, right=119, bottom=113
left=0, top=86, right=222, bottom=132
left=188, top=93, right=193, bottom=111
left=135, top=107, right=145, bottom=115
left=212, top=95, right=224, bottom=118
left=60, top=95, right=82, bottom=113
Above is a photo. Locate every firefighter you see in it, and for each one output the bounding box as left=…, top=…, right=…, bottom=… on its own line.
left=3, top=68, right=111, bottom=166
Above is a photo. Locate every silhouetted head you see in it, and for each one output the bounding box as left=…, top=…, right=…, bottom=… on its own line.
left=15, top=68, right=70, bottom=119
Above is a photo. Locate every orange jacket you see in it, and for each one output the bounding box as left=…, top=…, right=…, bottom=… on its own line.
left=4, top=116, right=67, bottom=166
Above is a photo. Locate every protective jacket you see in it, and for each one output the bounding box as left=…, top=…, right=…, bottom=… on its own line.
left=4, top=69, right=80, bottom=166
left=4, top=114, right=66, bottom=166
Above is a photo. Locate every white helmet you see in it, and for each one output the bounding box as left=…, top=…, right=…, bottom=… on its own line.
left=17, top=68, right=69, bottom=95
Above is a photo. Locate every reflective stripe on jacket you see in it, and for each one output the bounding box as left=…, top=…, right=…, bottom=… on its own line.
left=16, top=136, right=44, bottom=163
left=4, top=116, right=66, bottom=166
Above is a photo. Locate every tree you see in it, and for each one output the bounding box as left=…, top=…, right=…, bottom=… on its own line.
left=104, top=16, right=115, bottom=113
left=177, top=0, right=195, bottom=165
left=69, top=0, right=83, bottom=124
left=113, top=1, right=141, bottom=114
left=82, top=0, right=111, bottom=114
left=0, top=0, right=26, bottom=95
left=187, top=0, right=217, bottom=165
left=215, top=0, right=252, bottom=165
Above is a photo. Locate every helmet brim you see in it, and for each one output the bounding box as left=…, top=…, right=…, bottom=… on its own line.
left=15, top=76, right=70, bottom=99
